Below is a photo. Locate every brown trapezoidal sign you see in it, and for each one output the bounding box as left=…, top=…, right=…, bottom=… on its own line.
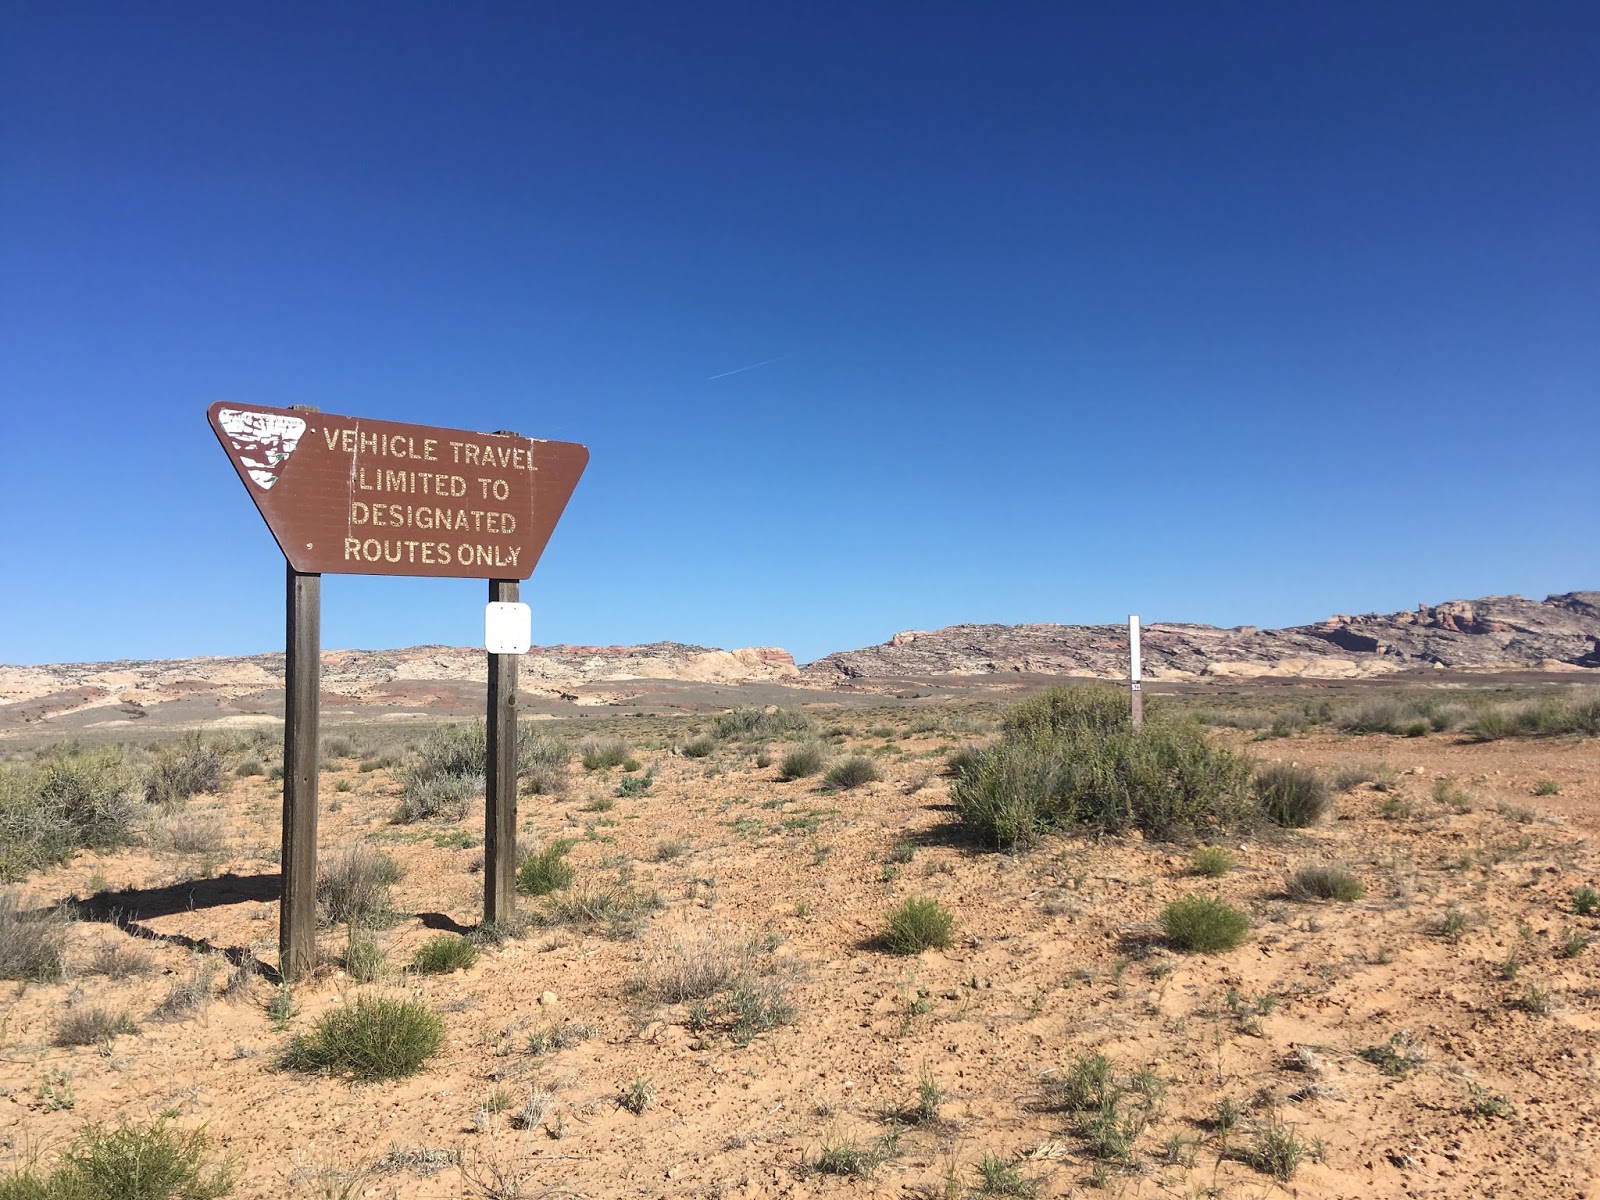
left=207, top=401, right=588, bottom=579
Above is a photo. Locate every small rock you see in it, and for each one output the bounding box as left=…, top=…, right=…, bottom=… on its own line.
left=539, top=991, right=558, bottom=1006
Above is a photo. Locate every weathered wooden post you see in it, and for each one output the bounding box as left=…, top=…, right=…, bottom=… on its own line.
left=484, top=577, right=520, bottom=925
left=281, top=564, right=321, bottom=979
left=1129, top=614, right=1143, bottom=728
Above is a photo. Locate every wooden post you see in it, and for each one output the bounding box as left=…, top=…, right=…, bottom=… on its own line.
left=484, top=578, right=519, bottom=925
left=1129, top=614, right=1144, bottom=728
left=281, top=564, right=321, bottom=980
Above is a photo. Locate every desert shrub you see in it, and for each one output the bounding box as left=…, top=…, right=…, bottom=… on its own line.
left=1161, top=895, right=1250, bottom=953
left=1253, top=764, right=1330, bottom=828
left=321, top=734, right=357, bottom=759
left=152, top=957, right=219, bottom=1022
left=86, top=939, right=155, bottom=980
left=1331, top=762, right=1388, bottom=791
left=146, top=734, right=226, bottom=807
left=679, top=736, right=715, bottom=759
left=943, top=745, right=985, bottom=781
left=392, top=724, right=485, bottom=822
left=728, top=980, right=796, bottom=1043
left=882, top=896, right=955, bottom=954
left=535, top=883, right=662, bottom=937
left=0, top=892, right=68, bottom=982
left=1190, top=846, right=1235, bottom=877
left=518, top=733, right=570, bottom=796
left=410, top=934, right=477, bottom=974
left=525, top=1019, right=593, bottom=1055
left=638, top=928, right=755, bottom=1002
left=711, top=707, right=811, bottom=740
left=579, top=736, right=629, bottom=771
left=1245, top=1120, right=1307, bottom=1180
left=777, top=744, right=827, bottom=781
left=1534, top=779, right=1561, bottom=796
left=954, top=688, right=1255, bottom=849
left=1286, top=865, right=1364, bottom=902
left=1464, top=696, right=1600, bottom=742
left=515, top=840, right=576, bottom=897
left=233, top=759, right=263, bottom=778
left=620, top=1076, right=655, bottom=1115
left=1337, top=700, right=1406, bottom=735
left=148, top=811, right=227, bottom=856
left=281, top=994, right=443, bottom=1081
left=391, top=774, right=474, bottom=824
left=822, top=756, right=879, bottom=791
left=615, top=770, right=653, bottom=797
left=53, top=1006, right=137, bottom=1047
left=974, top=1154, right=1038, bottom=1198
left=1573, top=886, right=1599, bottom=916
left=342, top=933, right=387, bottom=983
left=318, top=844, right=403, bottom=927
left=0, top=746, right=142, bottom=881
left=0, top=1116, right=239, bottom=1199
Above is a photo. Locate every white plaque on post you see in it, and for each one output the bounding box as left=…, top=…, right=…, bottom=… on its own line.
left=485, top=602, right=532, bottom=655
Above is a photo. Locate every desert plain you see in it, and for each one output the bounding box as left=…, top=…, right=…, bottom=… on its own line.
left=2, top=660, right=1598, bottom=1200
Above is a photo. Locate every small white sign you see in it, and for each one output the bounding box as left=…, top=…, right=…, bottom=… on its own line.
left=485, top=602, right=531, bottom=655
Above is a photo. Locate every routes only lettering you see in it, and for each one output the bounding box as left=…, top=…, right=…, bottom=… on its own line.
left=324, top=424, right=533, bottom=570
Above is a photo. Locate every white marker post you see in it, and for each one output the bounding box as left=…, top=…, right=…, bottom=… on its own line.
left=1129, top=614, right=1143, bottom=728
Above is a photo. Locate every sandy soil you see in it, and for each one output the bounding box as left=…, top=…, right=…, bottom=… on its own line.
left=2, top=708, right=1598, bottom=1199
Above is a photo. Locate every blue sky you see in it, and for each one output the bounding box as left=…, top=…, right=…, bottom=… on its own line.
left=2, top=2, right=1596, bottom=666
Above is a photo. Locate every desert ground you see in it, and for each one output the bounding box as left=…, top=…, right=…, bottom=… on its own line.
left=2, top=680, right=1598, bottom=1200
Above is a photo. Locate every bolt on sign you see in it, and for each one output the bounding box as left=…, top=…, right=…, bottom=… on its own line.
left=208, top=400, right=588, bottom=981
left=208, top=402, right=588, bottom=578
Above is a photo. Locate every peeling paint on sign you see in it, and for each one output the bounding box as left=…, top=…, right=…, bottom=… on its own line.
left=218, top=408, right=306, bottom=490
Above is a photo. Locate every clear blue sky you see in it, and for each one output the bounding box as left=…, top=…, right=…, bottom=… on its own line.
left=3, top=2, right=1596, bottom=666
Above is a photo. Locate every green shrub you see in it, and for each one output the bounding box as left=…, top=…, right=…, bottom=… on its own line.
left=1465, top=696, right=1600, bottom=742
left=1190, top=846, right=1235, bottom=877
left=321, top=734, right=357, bottom=759
left=943, top=745, right=985, bottom=780
left=1160, top=895, right=1250, bottom=953
left=615, top=770, right=653, bottom=797
left=0, top=746, right=142, bottom=882
left=342, top=932, right=386, bottom=983
left=317, top=844, right=403, bottom=927
left=579, top=736, right=629, bottom=771
left=1286, top=865, right=1364, bottom=902
left=281, top=994, right=443, bottom=1080
left=410, top=934, right=477, bottom=974
left=881, top=896, right=955, bottom=954
left=777, top=744, right=826, bottom=781
left=1573, top=886, right=1599, bottom=916
left=0, top=892, right=67, bottom=982
left=1253, top=763, right=1329, bottom=828
left=711, top=707, right=811, bottom=740
left=1245, top=1120, right=1307, bottom=1180
left=0, top=1116, right=239, bottom=1199
left=535, top=884, right=663, bottom=937
left=1534, top=779, right=1561, bottom=796
left=516, top=840, right=575, bottom=896
left=233, top=760, right=264, bottom=779
left=728, top=981, right=796, bottom=1044
left=679, top=736, right=715, bottom=759
left=822, top=756, right=879, bottom=791
left=954, top=688, right=1255, bottom=848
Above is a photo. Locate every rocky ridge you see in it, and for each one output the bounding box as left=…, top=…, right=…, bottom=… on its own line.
left=1, top=593, right=1595, bottom=727
left=802, top=592, right=1600, bottom=684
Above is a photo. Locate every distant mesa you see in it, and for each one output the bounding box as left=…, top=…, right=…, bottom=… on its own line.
left=0, top=592, right=1594, bottom=729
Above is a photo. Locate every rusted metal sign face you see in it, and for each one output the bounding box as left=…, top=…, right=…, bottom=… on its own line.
left=208, top=402, right=588, bottom=579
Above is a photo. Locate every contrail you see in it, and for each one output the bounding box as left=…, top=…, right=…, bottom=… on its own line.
left=707, top=354, right=788, bottom=381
